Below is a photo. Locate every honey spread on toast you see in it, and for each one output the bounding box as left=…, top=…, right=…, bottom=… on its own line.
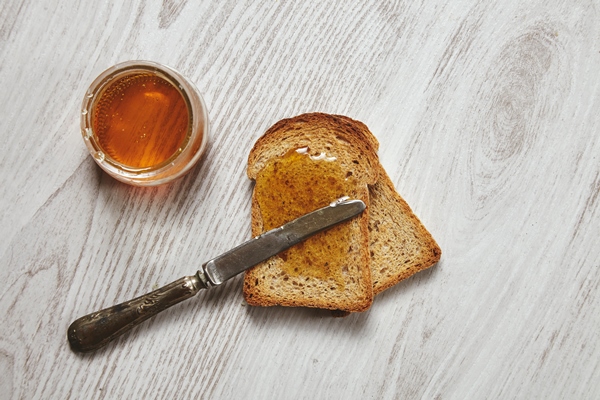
left=254, top=148, right=359, bottom=287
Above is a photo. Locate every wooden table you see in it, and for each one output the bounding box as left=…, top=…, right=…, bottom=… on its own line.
left=1, top=1, right=599, bottom=398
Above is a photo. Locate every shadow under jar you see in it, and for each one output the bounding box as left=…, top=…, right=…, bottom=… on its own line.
left=81, top=61, right=209, bottom=186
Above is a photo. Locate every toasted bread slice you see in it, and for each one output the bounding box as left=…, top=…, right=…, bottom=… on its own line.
left=243, top=113, right=379, bottom=312
left=301, top=116, right=440, bottom=295
left=368, top=167, right=441, bottom=294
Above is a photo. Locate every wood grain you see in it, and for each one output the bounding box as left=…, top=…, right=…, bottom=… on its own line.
left=1, top=0, right=599, bottom=399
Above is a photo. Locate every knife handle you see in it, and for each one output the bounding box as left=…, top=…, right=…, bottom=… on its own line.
left=67, top=273, right=207, bottom=353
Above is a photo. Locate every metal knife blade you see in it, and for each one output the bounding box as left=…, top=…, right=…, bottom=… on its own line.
left=67, top=198, right=365, bottom=352
left=203, top=197, right=365, bottom=285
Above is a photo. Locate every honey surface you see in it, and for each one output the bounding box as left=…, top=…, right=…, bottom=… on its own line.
left=93, top=73, right=189, bottom=168
left=254, top=149, right=357, bottom=286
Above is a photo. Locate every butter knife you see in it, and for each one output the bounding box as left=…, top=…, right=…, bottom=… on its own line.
left=67, top=198, right=365, bottom=353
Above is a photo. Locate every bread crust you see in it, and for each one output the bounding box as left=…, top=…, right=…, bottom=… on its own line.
left=247, top=113, right=379, bottom=183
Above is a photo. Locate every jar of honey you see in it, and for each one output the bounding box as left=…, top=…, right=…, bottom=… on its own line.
left=81, top=61, right=209, bottom=186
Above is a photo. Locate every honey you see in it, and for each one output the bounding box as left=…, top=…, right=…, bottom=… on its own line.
left=254, top=148, right=358, bottom=286
left=92, top=73, right=189, bottom=169
left=81, top=61, right=209, bottom=186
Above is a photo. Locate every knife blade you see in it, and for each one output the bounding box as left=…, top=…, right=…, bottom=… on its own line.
left=67, top=198, right=365, bottom=352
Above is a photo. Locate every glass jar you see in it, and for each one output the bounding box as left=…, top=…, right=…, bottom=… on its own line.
left=81, top=61, right=209, bottom=186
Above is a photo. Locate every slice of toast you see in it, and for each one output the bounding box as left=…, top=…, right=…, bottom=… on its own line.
left=368, top=167, right=441, bottom=295
left=331, top=117, right=441, bottom=293
left=243, top=113, right=380, bottom=312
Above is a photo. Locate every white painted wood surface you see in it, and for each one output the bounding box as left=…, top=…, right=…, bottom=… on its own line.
left=1, top=1, right=599, bottom=398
